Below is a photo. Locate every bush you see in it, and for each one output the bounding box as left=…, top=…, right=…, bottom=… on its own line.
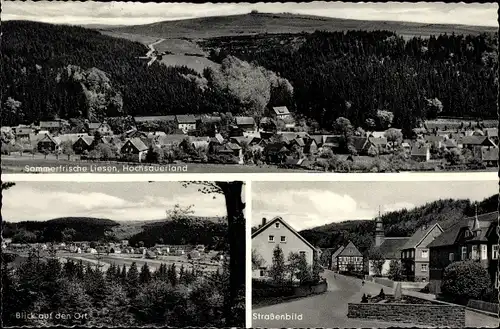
left=441, top=260, right=491, bottom=304
left=361, top=293, right=368, bottom=303
left=378, top=288, right=386, bottom=299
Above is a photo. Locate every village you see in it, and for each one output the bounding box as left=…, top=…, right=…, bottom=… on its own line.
left=1, top=107, right=498, bottom=172
left=2, top=238, right=225, bottom=274
left=251, top=211, right=499, bottom=328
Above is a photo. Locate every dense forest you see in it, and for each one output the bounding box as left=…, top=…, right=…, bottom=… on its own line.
left=128, top=217, right=228, bottom=249
left=204, top=30, right=498, bottom=136
left=2, top=217, right=119, bottom=243
left=1, top=21, right=244, bottom=126
left=2, top=21, right=497, bottom=136
left=300, top=193, right=498, bottom=260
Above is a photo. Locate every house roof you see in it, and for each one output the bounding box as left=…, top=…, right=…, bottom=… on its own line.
left=210, top=133, right=225, bottom=144
left=77, top=136, right=95, bottom=146
left=351, top=136, right=369, bottom=152
left=368, top=137, right=388, bottom=146
left=40, top=121, right=61, bottom=128
left=331, top=246, right=344, bottom=260
left=251, top=216, right=317, bottom=252
left=134, top=115, right=176, bottom=123
left=425, top=135, right=445, bottom=143
left=376, top=237, right=410, bottom=259
left=235, top=116, right=255, bottom=126
left=482, top=147, right=498, bottom=161
left=428, top=212, right=498, bottom=248
left=200, top=115, right=222, bottom=124
left=37, top=134, right=61, bottom=145
left=484, top=128, right=498, bottom=137
left=443, top=139, right=458, bottom=148
left=176, top=115, right=197, bottom=124
left=401, top=223, right=443, bottom=250
left=337, top=241, right=363, bottom=257
left=87, top=122, right=102, bottom=129
left=265, top=143, right=289, bottom=153
left=322, top=135, right=343, bottom=147
left=466, top=212, right=497, bottom=243
left=58, top=134, right=86, bottom=143
left=293, top=138, right=305, bottom=147
left=459, top=136, right=492, bottom=146
left=369, top=131, right=387, bottom=139
left=125, top=138, right=148, bottom=151
left=273, top=106, right=290, bottom=115
left=227, top=142, right=242, bottom=151
left=411, top=144, right=429, bottom=156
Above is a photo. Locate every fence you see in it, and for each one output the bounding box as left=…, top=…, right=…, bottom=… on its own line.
left=467, top=299, right=499, bottom=314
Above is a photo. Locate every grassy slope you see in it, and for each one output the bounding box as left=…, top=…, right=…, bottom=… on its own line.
left=101, top=13, right=497, bottom=39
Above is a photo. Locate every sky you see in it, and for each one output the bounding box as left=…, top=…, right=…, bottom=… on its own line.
left=252, top=181, right=498, bottom=231
left=2, top=181, right=228, bottom=222
left=1, top=1, right=498, bottom=27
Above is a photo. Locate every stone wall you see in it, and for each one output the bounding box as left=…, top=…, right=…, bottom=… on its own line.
left=347, top=302, right=466, bottom=327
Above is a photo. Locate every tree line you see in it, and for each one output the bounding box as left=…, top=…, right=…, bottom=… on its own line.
left=1, top=249, right=235, bottom=327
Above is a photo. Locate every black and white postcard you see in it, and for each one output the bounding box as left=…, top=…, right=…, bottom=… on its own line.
left=1, top=1, right=498, bottom=173
left=1, top=180, right=246, bottom=327
left=251, top=180, right=499, bottom=328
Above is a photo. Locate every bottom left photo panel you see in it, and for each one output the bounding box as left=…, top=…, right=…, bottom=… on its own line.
left=1, top=180, right=246, bottom=328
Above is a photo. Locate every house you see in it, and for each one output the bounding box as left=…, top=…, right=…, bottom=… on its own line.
left=264, top=143, right=290, bottom=164
left=133, top=115, right=177, bottom=131
left=481, top=147, right=498, bottom=167
left=411, top=144, right=430, bottom=162
left=424, top=135, right=445, bottom=148
left=87, top=122, right=113, bottom=135
left=176, top=115, right=197, bottom=133
left=226, top=143, right=243, bottom=164
left=303, top=139, right=318, bottom=154
left=400, top=223, right=444, bottom=282
left=442, top=139, right=458, bottom=149
left=120, top=138, right=148, bottom=162
left=39, top=121, right=63, bottom=134
left=259, top=117, right=277, bottom=132
left=37, top=134, right=61, bottom=152
left=272, top=106, right=291, bottom=120
left=368, top=137, right=388, bottom=150
left=251, top=217, right=318, bottom=278
left=350, top=136, right=371, bottom=155
left=14, top=126, right=34, bottom=139
left=321, top=135, right=343, bottom=152
left=428, top=211, right=498, bottom=294
left=156, top=134, right=186, bottom=149
left=369, top=215, right=410, bottom=276
left=336, top=241, right=364, bottom=273
left=72, top=136, right=94, bottom=154
left=330, top=246, right=344, bottom=271
left=235, top=116, right=256, bottom=132
left=458, top=136, right=497, bottom=149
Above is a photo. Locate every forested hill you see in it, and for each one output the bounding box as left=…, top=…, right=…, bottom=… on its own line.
left=2, top=20, right=242, bottom=126
left=2, top=217, right=119, bottom=243
left=2, top=19, right=498, bottom=135
left=206, top=30, right=498, bottom=136
left=300, top=194, right=498, bottom=254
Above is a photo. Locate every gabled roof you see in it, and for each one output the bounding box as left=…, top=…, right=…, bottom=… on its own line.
left=124, top=138, right=148, bottom=151
left=401, top=223, right=443, bottom=250
left=411, top=144, right=429, bottom=156
left=459, top=136, right=493, bottom=146
left=293, top=138, right=305, bottom=147
left=428, top=212, right=498, bottom=248
left=351, top=136, right=369, bottom=152
left=322, top=135, right=343, bottom=147
left=337, top=241, right=363, bottom=257
left=251, top=216, right=317, bottom=252
left=37, top=133, right=61, bottom=145
left=376, top=237, right=410, bottom=259
left=443, top=139, right=458, bottom=148
left=310, top=135, right=324, bottom=146
left=273, top=106, right=290, bottom=115
left=235, top=116, right=255, bottom=126
left=425, top=135, right=445, bottom=143
left=40, top=121, right=61, bottom=128
left=176, top=115, right=197, bottom=124
left=265, top=143, right=289, bottom=153
left=200, top=115, right=222, bottom=124
left=76, top=136, right=95, bottom=146
left=331, top=246, right=344, bottom=260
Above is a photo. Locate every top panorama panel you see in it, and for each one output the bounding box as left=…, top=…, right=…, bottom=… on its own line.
left=1, top=1, right=498, bottom=174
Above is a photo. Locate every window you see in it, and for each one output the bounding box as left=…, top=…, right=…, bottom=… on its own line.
left=268, top=235, right=274, bottom=242
left=275, top=222, right=280, bottom=228
left=280, top=236, right=286, bottom=243
left=421, top=249, right=428, bottom=259
left=421, top=264, right=428, bottom=272
left=411, top=264, right=415, bottom=271
left=259, top=270, right=264, bottom=277
left=449, top=253, right=454, bottom=262
left=411, top=250, right=415, bottom=258
left=461, top=246, right=467, bottom=260
left=481, top=245, right=487, bottom=260
left=493, top=245, right=499, bottom=260
left=471, top=245, right=478, bottom=259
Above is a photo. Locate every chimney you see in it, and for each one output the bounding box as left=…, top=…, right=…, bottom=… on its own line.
left=262, top=218, right=267, bottom=227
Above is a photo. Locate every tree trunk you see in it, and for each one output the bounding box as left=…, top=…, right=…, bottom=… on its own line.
left=216, top=181, right=245, bottom=327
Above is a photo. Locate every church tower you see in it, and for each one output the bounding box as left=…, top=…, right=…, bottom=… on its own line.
left=375, top=207, right=385, bottom=247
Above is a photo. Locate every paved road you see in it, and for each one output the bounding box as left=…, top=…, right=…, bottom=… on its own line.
left=252, top=270, right=499, bottom=328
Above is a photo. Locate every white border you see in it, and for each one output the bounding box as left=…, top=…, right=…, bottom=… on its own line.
left=245, top=180, right=253, bottom=328
left=2, top=172, right=497, bottom=182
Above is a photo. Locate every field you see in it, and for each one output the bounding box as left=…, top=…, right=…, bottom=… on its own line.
left=101, top=13, right=497, bottom=40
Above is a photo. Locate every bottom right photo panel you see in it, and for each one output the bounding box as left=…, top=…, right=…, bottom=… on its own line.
left=251, top=180, right=499, bottom=328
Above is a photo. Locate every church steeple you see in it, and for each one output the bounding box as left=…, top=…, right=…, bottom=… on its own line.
left=375, top=206, right=385, bottom=247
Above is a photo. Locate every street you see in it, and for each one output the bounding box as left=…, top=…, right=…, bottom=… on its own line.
left=252, top=270, right=499, bottom=328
